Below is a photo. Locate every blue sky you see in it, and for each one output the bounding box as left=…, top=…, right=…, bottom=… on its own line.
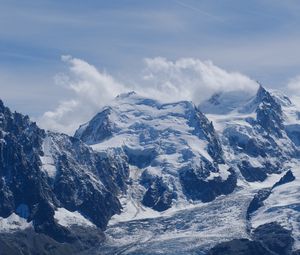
left=1, top=0, right=300, bottom=119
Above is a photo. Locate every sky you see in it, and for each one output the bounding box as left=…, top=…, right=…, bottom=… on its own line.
left=1, top=0, right=300, bottom=133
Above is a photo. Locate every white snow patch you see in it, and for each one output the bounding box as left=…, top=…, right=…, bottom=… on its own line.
left=54, top=208, right=96, bottom=228
left=40, top=136, right=57, bottom=178
left=0, top=213, right=32, bottom=232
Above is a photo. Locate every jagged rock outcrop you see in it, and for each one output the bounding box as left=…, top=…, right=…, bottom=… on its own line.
left=0, top=100, right=129, bottom=245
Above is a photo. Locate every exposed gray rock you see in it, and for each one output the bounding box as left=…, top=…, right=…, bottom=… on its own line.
left=0, top=100, right=129, bottom=244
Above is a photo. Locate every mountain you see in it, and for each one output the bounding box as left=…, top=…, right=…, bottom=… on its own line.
left=0, top=100, right=129, bottom=254
left=1, top=85, right=300, bottom=254
left=74, top=87, right=300, bottom=254
left=199, top=85, right=300, bottom=253
left=200, top=85, right=298, bottom=182
left=74, top=91, right=236, bottom=213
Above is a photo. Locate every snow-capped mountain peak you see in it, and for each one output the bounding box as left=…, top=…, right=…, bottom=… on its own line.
left=74, top=92, right=236, bottom=214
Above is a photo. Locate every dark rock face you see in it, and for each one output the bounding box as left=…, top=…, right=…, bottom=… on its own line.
left=272, top=170, right=295, bottom=189
left=188, top=106, right=224, bottom=164
left=208, top=238, right=272, bottom=255
left=32, top=199, right=74, bottom=243
left=0, top=226, right=104, bottom=255
left=238, top=159, right=284, bottom=183
left=0, top=100, right=129, bottom=243
left=142, top=177, right=176, bottom=211
left=209, top=222, right=294, bottom=255
left=286, top=124, right=300, bottom=147
left=179, top=166, right=237, bottom=202
left=124, top=146, right=158, bottom=168
left=74, top=107, right=119, bottom=145
left=246, top=188, right=271, bottom=220
left=253, top=222, right=294, bottom=255
left=49, top=133, right=129, bottom=230
left=247, top=170, right=296, bottom=220
left=255, top=86, right=284, bottom=138
left=0, top=100, right=53, bottom=221
left=226, top=130, right=266, bottom=158
left=238, top=161, right=268, bottom=182
left=0, top=103, right=78, bottom=242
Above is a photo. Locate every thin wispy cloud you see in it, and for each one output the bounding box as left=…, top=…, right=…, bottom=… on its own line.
left=173, top=0, right=224, bottom=22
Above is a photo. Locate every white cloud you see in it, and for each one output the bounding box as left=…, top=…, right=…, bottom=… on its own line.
left=285, top=76, right=300, bottom=108
left=38, top=55, right=126, bottom=134
left=39, top=56, right=259, bottom=134
left=287, top=75, right=300, bottom=94
left=139, top=57, right=258, bottom=104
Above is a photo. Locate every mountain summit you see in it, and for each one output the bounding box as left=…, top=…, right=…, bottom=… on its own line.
left=75, top=92, right=236, bottom=213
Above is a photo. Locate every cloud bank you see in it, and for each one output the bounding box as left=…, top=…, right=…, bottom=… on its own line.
left=140, top=57, right=258, bottom=103
left=39, top=56, right=259, bottom=134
